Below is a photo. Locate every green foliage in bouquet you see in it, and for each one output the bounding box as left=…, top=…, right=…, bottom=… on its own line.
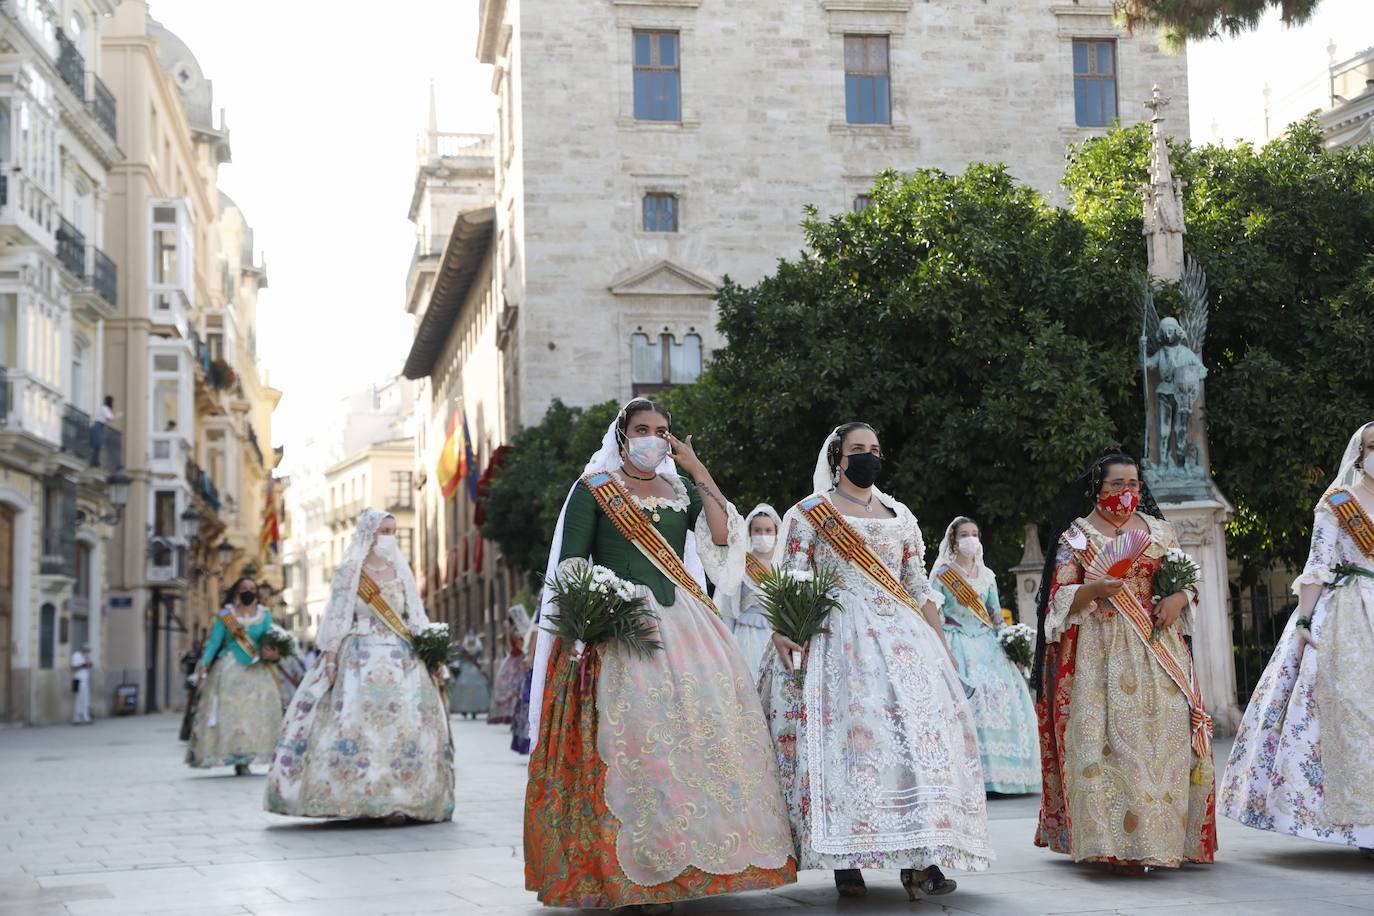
left=259, top=625, right=299, bottom=660
left=755, top=566, right=843, bottom=650
left=543, top=564, right=662, bottom=658
left=413, top=622, right=454, bottom=671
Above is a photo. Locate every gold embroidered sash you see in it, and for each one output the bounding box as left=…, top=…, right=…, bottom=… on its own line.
left=1326, top=488, right=1374, bottom=561
left=357, top=572, right=414, bottom=644
left=582, top=472, right=720, bottom=616
left=1070, top=521, right=1212, bottom=761
left=745, top=552, right=770, bottom=586
left=936, top=566, right=995, bottom=628
left=798, top=495, right=924, bottom=615
left=217, top=607, right=259, bottom=663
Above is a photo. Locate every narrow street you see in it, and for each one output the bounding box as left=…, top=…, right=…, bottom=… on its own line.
left=4, top=715, right=1374, bottom=915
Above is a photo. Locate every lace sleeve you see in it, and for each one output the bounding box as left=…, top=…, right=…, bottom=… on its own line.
left=694, top=496, right=746, bottom=593
left=778, top=508, right=816, bottom=574
left=899, top=517, right=943, bottom=610
left=1044, top=542, right=1087, bottom=644
left=1293, top=504, right=1340, bottom=594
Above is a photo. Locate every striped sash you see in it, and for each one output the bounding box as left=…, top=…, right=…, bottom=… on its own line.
left=798, top=495, right=924, bottom=615
left=582, top=472, right=720, bottom=615
left=217, top=607, right=259, bottom=663
left=1069, top=521, right=1212, bottom=761
left=936, top=566, right=995, bottom=628
left=1327, top=488, right=1374, bottom=561
left=744, top=552, right=770, bottom=586
left=357, top=572, right=414, bottom=643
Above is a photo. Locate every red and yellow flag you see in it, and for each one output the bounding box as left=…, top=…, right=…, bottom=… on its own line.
left=438, top=408, right=478, bottom=501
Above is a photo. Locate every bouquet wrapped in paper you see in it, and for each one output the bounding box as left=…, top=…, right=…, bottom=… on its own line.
left=259, top=625, right=299, bottom=661
left=1151, top=547, right=1200, bottom=640
left=755, top=566, right=843, bottom=683
left=543, top=564, right=662, bottom=686
left=997, top=622, right=1035, bottom=674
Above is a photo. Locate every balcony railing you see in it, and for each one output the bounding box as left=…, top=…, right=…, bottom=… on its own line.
left=185, top=458, right=222, bottom=512
left=55, top=28, right=85, bottom=101
left=97, top=425, right=123, bottom=471
left=91, top=247, right=116, bottom=306
left=0, top=365, right=9, bottom=426
left=89, top=75, right=116, bottom=141
left=56, top=217, right=85, bottom=278
left=41, top=525, right=74, bottom=576
left=60, top=403, right=92, bottom=461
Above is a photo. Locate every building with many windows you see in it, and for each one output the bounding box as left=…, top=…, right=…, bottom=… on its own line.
left=400, top=0, right=1190, bottom=642
left=99, top=2, right=279, bottom=717
left=0, top=0, right=124, bottom=724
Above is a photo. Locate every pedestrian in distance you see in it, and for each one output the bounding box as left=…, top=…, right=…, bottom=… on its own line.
left=70, top=643, right=93, bottom=725
left=186, top=577, right=283, bottom=775
left=89, top=396, right=116, bottom=467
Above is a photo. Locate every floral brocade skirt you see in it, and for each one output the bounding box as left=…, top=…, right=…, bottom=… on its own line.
left=186, top=654, right=281, bottom=768
left=488, top=651, right=525, bottom=724
left=264, top=630, right=454, bottom=822
left=524, top=591, right=796, bottom=909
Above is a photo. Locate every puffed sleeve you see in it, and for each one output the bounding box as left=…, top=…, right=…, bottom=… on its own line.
left=687, top=478, right=747, bottom=590
left=1044, top=541, right=1087, bottom=644
left=985, top=575, right=1004, bottom=630
left=1292, top=503, right=1341, bottom=595
left=559, top=482, right=597, bottom=562
left=198, top=617, right=226, bottom=670
left=899, top=515, right=943, bottom=611
left=315, top=575, right=357, bottom=655
left=1158, top=520, right=1199, bottom=636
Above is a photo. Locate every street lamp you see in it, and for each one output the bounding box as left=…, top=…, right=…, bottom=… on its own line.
left=216, top=539, right=235, bottom=567
left=180, top=506, right=202, bottom=543
left=77, top=470, right=134, bottom=525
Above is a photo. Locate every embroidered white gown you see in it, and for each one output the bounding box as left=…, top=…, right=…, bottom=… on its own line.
left=1220, top=489, right=1374, bottom=845
left=758, top=494, right=993, bottom=872
left=265, top=578, right=455, bottom=821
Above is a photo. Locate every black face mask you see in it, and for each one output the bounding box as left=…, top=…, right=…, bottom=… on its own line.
left=238, top=590, right=257, bottom=606
left=842, top=452, right=882, bottom=489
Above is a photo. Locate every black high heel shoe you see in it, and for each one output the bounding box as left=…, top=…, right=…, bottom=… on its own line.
left=834, top=869, right=867, bottom=898
left=901, top=865, right=957, bottom=900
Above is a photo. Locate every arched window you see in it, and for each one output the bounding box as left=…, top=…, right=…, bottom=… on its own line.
left=630, top=330, right=703, bottom=395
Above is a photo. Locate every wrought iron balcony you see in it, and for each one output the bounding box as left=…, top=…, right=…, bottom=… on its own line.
left=91, top=247, right=116, bottom=306
left=0, top=365, right=8, bottom=426
left=89, top=75, right=116, bottom=141
left=55, top=28, right=85, bottom=101
left=56, top=217, right=85, bottom=278
left=60, top=404, right=92, bottom=461
left=97, top=425, right=123, bottom=472
left=41, top=526, right=74, bottom=576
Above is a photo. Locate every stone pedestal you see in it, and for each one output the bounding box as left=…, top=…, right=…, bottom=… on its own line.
left=1011, top=523, right=1045, bottom=628
left=1159, top=495, right=1243, bottom=736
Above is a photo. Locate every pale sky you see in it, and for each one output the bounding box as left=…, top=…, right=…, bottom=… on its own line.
left=141, top=0, right=1368, bottom=469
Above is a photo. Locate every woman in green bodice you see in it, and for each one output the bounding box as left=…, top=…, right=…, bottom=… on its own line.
left=523, top=398, right=796, bottom=912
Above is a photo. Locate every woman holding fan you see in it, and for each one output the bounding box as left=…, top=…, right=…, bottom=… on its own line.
left=1032, top=449, right=1216, bottom=873
left=523, top=397, right=795, bottom=910
left=759, top=422, right=991, bottom=901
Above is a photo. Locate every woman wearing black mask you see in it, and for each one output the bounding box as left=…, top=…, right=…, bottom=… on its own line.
left=1032, top=448, right=1215, bottom=874
left=186, top=576, right=284, bottom=775
left=759, top=423, right=990, bottom=901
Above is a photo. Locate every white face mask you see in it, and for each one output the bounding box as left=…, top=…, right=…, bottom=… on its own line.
left=957, top=536, right=980, bottom=559
left=625, top=435, right=671, bottom=472
left=374, top=534, right=399, bottom=557
left=1364, top=451, right=1374, bottom=477
left=750, top=533, right=777, bottom=554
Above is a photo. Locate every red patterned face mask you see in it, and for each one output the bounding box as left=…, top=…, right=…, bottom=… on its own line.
left=1098, top=487, right=1139, bottom=519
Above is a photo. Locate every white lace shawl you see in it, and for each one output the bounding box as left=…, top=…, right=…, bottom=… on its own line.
left=315, top=507, right=430, bottom=654
left=930, top=517, right=995, bottom=591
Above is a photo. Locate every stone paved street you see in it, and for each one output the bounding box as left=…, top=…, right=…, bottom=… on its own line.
left=3, top=714, right=1374, bottom=915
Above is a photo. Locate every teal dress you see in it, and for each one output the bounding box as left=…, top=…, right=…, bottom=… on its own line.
left=932, top=565, right=1040, bottom=794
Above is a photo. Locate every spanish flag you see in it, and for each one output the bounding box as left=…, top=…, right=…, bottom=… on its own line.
left=260, top=478, right=281, bottom=554
left=438, top=408, right=478, bottom=501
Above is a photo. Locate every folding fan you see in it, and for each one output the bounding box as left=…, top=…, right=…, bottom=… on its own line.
left=1083, top=529, right=1150, bottom=581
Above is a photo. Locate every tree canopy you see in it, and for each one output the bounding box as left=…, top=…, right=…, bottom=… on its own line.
left=1117, top=0, right=1325, bottom=42
left=482, top=119, right=1374, bottom=593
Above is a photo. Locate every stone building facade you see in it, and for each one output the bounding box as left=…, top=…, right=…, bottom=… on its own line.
left=402, top=0, right=1190, bottom=645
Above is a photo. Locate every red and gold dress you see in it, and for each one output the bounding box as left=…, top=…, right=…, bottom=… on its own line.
left=1036, top=513, right=1217, bottom=867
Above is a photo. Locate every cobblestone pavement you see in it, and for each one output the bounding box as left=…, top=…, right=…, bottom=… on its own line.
left=3, top=714, right=1374, bottom=915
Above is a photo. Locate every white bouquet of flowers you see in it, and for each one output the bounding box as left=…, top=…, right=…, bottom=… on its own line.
left=997, top=622, right=1036, bottom=672
left=1151, top=548, right=1200, bottom=640
left=544, top=563, right=661, bottom=662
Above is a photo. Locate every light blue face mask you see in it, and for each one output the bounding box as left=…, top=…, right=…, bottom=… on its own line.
left=625, top=435, right=670, bottom=473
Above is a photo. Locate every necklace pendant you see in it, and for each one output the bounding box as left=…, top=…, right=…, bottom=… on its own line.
left=652, top=511, right=661, bottom=523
